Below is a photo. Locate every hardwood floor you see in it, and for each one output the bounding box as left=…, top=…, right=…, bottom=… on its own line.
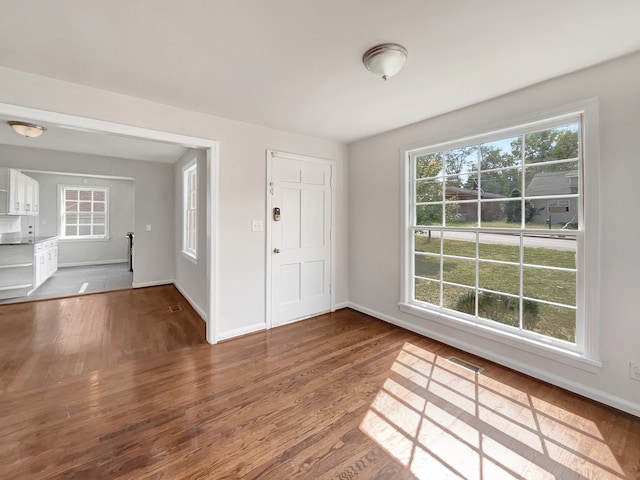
left=0, top=287, right=638, bottom=479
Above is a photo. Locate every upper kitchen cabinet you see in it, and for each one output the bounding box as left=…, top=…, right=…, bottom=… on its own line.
left=0, top=167, right=40, bottom=215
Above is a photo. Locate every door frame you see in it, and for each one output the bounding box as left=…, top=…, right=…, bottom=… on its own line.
left=265, top=149, right=336, bottom=330
left=0, top=102, right=220, bottom=344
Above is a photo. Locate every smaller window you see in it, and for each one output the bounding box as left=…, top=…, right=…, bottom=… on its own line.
left=60, top=186, right=109, bottom=239
left=183, top=162, right=198, bottom=259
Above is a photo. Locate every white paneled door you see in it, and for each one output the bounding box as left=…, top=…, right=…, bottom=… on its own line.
left=269, top=152, right=333, bottom=327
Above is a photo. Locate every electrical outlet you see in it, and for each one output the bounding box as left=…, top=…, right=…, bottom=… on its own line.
left=630, top=362, right=640, bottom=382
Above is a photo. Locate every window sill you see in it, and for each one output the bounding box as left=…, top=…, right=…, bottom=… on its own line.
left=182, top=251, right=198, bottom=265
left=398, top=302, right=602, bottom=373
left=58, top=237, right=111, bottom=242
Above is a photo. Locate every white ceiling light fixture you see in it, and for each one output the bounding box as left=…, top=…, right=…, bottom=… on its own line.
left=8, top=121, right=47, bottom=138
left=362, top=43, right=408, bottom=81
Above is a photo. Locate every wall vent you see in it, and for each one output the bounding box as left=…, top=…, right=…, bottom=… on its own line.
left=447, top=356, right=484, bottom=375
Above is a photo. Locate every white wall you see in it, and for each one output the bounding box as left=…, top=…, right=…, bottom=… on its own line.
left=174, top=148, right=207, bottom=318
left=0, top=66, right=349, bottom=340
left=25, top=169, right=134, bottom=266
left=0, top=144, right=173, bottom=286
left=348, top=51, right=640, bottom=416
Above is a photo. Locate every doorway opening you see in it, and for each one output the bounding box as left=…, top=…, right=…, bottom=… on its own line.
left=0, top=170, right=135, bottom=304
left=0, top=102, right=219, bottom=344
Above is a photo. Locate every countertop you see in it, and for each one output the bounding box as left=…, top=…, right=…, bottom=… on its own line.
left=0, top=236, right=58, bottom=246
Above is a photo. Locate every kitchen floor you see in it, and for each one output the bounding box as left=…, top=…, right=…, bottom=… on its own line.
left=0, top=263, right=133, bottom=304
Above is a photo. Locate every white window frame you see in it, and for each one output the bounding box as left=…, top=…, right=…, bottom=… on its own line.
left=182, top=160, right=198, bottom=261
left=400, top=99, right=601, bottom=371
left=58, top=185, right=109, bottom=240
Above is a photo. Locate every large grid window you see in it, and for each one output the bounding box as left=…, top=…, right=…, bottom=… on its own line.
left=183, top=161, right=197, bottom=259
left=404, top=112, right=592, bottom=356
left=60, top=186, right=108, bottom=239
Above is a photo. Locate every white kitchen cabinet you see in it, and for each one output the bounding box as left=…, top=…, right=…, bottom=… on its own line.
left=0, top=237, right=57, bottom=299
left=0, top=167, right=39, bottom=215
left=0, top=244, right=34, bottom=299
left=34, top=238, right=58, bottom=289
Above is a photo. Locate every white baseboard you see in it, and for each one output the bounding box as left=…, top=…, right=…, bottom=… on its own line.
left=218, top=322, right=265, bottom=341
left=132, top=279, right=174, bottom=288
left=348, top=302, right=640, bottom=418
left=58, top=259, right=128, bottom=268
left=334, top=301, right=350, bottom=310
left=173, top=282, right=207, bottom=321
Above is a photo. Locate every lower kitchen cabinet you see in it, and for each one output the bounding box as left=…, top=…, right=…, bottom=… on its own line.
left=0, top=237, right=58, bottom=300
left=34, top=239, right=58, bottom=289
left=0, top=244, right=35, bottom=299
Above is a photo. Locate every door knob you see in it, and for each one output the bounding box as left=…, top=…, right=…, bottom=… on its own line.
left=273, top=248, right=281, bottom=254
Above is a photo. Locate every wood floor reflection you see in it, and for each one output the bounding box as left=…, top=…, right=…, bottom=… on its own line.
left=0, top=287, right=638, bottom=479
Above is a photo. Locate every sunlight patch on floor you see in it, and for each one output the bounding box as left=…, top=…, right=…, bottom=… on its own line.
left=360, top=342, right=626, bottom=479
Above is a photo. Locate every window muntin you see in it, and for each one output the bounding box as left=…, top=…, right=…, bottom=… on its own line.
left=183, top=162, right=197, bottom=259
left=410, top=118, right=582, bottom=350
left=60, top=187, right=108, bottom=239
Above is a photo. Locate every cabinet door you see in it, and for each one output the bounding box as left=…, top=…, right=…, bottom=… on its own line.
left=17, top=173, right=28, bottom=215
left=32, top=178, right=39, bottom=215
left=35, top=252, right=45, bottom=288
left=24, top=177, right=33, bottom=215
left=52, top=246, right=58, bottom=274
left=9, top=169, right=21, bottom=214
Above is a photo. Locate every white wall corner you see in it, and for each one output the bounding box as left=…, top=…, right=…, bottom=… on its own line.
left=217, top=322, right=266, bottom=342
left=173, top=281, right=207, bottom=321
left=132, top=279, right=175, bottom=288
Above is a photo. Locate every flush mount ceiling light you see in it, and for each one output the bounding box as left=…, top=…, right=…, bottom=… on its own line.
left=362, top=43, right=408, bottom=81
left=8, top=121, right=47, bottom=138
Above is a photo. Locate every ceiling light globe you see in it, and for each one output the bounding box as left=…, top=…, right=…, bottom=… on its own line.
left=8, top=121, right=47, bottom=138
left=363, top=43, right=408, bottom=81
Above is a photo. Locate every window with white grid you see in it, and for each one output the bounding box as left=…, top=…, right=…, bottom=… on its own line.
left=183, top=161, right=197, bottom=259
left=60, top=186, right=109, bottom=239
left=401, top=102, right=600, bottom=364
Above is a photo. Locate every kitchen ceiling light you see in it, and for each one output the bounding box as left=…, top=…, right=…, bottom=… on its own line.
left=8, top=121, right=47, bottom=138
left=362, top=43, right=408, bottom=81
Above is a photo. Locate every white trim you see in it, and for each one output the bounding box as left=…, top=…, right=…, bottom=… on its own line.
left=217, top=322, right=266, bottom=341
left=348, top=302, right=640, bottom=418
left=206, top=143, right=220, bottom=344
left=58, top=184, right=110, bottom=240
left=402, top=101, right=589, bottom=156
left=334, top=301, right=350, bottom=310
left=20, top=169, right=135, bottom=181
left=173, top=281, right=207, bottom=321
left=182, top=160, right=198, bottom=260
left=0, top=102, right=219, bottom=346
left=58, top=259, right=127, bottom=268
left=58, top=238, right=112, bottom=243
left=132, top=279, right=174, bottom=288
left=400, top=98, right=600, bottom=361
left=265, top=149, right=336, bottom=330
left=397, top=302, right=600, bottom=371
left=0, top=102, right=212, bottom=148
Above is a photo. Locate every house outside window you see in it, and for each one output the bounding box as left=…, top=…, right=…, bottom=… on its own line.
left=59, top=186, right=108, bottom=239
left=401, top=102, right=600, bottom=366
left=183, top=161, right=197, bottom=260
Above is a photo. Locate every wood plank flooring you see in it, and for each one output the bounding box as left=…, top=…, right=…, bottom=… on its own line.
left=0, top=286, right=639, bottom=479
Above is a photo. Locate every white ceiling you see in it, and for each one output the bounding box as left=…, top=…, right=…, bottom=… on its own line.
left=0, top=0, right=639, bottom=145
left=0, top=114, right=189, bottom=163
